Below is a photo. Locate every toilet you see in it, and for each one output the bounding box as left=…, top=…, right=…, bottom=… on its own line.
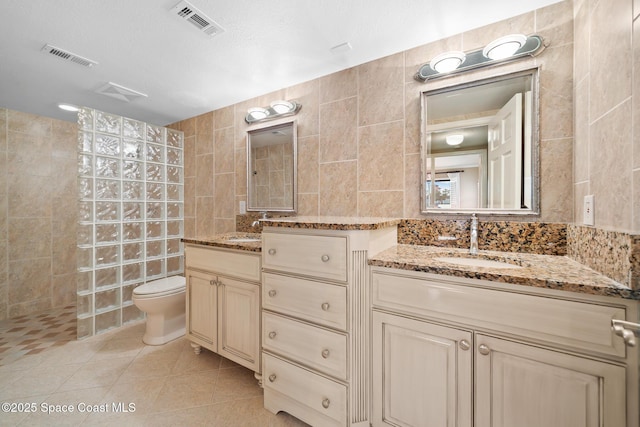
left=132, top=275, right=186, bottom=345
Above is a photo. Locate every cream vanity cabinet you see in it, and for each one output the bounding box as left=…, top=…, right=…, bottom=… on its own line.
left=184, top=244, right=261, bottom=373
left=261, top=225, right=397, bottom=427
left=371, top=266, right=639, bottom=427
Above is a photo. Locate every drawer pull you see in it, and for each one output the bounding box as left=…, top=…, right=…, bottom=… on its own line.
left=321, top=302, right=330, bottom=311
left=459, top=340, right=470, bottom=351
left=321, top=254, right=330, bottom=262
left=268, top=248, right=276, bottom=255
left=321, top=349, right=330, bottom=359
left=268, top=289, right=277, bottom=297
left=612, top=319, right=639, bottom=347
left=322, top=398, right=331, bottom=409
left=268, top=331, right=277, bottom=339
left=268, top=374, right=276, bottom=382
left=478, top=344, right=491, bottom=355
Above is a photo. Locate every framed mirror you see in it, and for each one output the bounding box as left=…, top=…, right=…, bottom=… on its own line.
left=246, top=119, right=297, bottom=213
left=421, top=69, right=539, bottom=214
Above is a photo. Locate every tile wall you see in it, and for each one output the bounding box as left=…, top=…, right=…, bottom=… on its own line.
left=171, top=0, right=574, bottom=239
left=573, top=0, right=638, bottom=233
left=0, top=109, right=78, bottom=320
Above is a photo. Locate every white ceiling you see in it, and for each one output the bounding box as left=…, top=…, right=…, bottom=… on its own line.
left=0, top=0, right=561, bottom=126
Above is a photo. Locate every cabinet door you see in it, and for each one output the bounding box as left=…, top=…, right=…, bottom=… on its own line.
left=372, top=311, right=473, bottom=427
left=475, top=334, right=627, bottom=427
left=218, top=276, right=260, bottom=372
left=186, top=269, right=217, bottom=350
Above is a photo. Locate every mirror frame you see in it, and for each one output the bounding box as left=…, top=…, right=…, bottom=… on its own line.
left=420, top=67, right=541, bottom=216
left=246, top=118, right=298, bottom=213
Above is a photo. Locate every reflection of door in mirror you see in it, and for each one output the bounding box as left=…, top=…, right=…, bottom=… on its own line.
left=246, top=120, right=297, bottom=212
left=488, top=93, right=522, bottom=209
left=421, top=69, right=538, bottom=214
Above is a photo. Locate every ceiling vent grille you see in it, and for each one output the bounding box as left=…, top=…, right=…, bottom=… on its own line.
left=95, top=82, right=148, bottom=103
left=41, top=44, right=98, bottom=67
left=171, top=0, right=224, bottom=36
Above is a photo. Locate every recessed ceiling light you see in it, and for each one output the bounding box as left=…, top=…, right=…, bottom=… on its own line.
left=57, top=103, right=80, bottom=112
left=446, top=134, right=464, bottom=146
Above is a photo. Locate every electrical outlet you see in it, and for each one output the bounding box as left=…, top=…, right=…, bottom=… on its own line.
left=583, top=195, right=594, bottom=226
left=239, top=200, right=246, bottom=214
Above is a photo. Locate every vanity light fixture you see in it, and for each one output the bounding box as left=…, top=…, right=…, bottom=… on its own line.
left=430, top=51, right=466, bottom=73
left=445, top=133, right=464, bottom=146
left=483, top=34, right=528, bottom=60
left=245, top=100, right=301, bottom=124
left=415, top=34, right=544, bottom=81
left=57, top=103, right=80, bottom=112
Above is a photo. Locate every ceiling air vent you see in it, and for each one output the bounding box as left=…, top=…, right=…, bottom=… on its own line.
left=41, top=44, right=98, bottom=67
left=171, top=0, right=224, bottom=36
left=95, top=82, right=148, bottom=103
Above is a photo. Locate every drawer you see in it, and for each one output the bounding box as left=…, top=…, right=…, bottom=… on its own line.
left=185, top=245, right=261, bottom=282
left=263, top=232, right=348, bottom=281
left=263, top=312, right=348, bottom=380
left=263, top=272, right=347, bottom=330
left=372, top=269, right=627, bottom=358
left=264, top=353, right=347, bottom=425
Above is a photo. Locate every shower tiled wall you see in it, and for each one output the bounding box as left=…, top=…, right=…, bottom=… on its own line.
left=0, top=108, right=77, bottom=321
left=76, top=108, right=184, bottom=338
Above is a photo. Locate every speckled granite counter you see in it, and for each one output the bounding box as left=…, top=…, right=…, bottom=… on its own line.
left=182, top=232, right=261, bottom=252
left=260, top=216, right=401, bottom=230
left=369, top=244, right=640, bottom=300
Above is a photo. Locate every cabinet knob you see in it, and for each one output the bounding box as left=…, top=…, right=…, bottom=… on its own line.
left=321, top=302, right=330, bottom=311
left=321, top=349, right=330, bottom=359
left=478, top=344, right=491, bottom=355
left=268, top=374, right=276, bottom=382
left=321, top=254, right=330, bottom=262
left=209, top=280, right=216, bottom=286
left=268, top=289, right=277, bottom=297
left=268, top=248, right=276, bottom=255
left=459, top=340, right=470, bottom=351
left=268, top=331, right=277, bottom=339
left=322, top=398, right=330, bottom=409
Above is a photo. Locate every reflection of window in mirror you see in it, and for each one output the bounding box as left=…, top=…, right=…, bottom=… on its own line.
left=246, top=120, right=297, bottom=213
left=422, top=69, right=539, bottom=214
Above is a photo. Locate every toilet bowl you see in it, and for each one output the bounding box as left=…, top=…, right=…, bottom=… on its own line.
left=132, top=275, right=186, bottom=345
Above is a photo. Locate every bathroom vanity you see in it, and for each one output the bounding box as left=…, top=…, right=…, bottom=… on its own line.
left=260, top=217, right=399, bottom=427
left=183, top=234, right=262, bottom=375
left=369, top=245, right=640, bottom=427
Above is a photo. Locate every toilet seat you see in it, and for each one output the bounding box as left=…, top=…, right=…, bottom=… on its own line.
left=133, top=276, right=185, bottom=299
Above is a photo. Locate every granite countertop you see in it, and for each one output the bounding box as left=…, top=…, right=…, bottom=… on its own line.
left=182, top=232, right=261, bottom=252
left=260, top=216, right=401, bottom=230
left=369, top=244, right=640, bottom=300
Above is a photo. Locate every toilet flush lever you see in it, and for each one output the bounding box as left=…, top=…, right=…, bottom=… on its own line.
left=612, top=319, right=640, bottom=347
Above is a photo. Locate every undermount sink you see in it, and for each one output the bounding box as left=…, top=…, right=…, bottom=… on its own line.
left=434, top=256, right=522, bottom=269
left=225, top=237, right=261, bottom=243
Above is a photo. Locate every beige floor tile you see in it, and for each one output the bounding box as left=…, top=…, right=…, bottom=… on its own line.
left=151, top=370, right=219, bottom=412
left=117, top=351, right=181, bottom=383
left=21, top=386, right=110, bottom=427
left=170, top=346, right=222, bottom=375
left=0, top=363, right=81, bottom=400
left=212, top=366, right=263, bottom=403
left=90, top=336, right=146, bottom=361
left=57, top=356, right=133, bottom=392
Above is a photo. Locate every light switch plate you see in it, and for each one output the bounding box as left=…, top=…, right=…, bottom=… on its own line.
left=583, top=195, right=594, bottom=226
left=239, top=200, right=246, bottom=214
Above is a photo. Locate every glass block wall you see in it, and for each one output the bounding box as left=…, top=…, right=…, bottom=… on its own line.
left=76, top=108, right=184, bottom=339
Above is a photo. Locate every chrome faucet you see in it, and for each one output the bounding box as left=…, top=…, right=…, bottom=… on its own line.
left=469, top=213, right=478, bottom=255
left=251, top=211, right=268, bottom=227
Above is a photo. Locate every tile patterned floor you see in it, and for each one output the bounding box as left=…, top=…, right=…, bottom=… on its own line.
left=0, top=317, right=309, bottom=426
left=0, top=304, right=77, bottom=367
